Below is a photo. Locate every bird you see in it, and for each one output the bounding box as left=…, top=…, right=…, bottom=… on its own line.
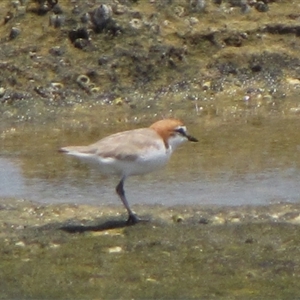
left=59, top=119, right=198, bottom=224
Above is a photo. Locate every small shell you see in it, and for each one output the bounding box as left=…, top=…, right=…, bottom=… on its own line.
left=113, top=97, right=123, bottom=105
left=129, top=18, right=143, bottom=30
left=90, top=87, right=100, bottom=93
left=77, top=75, right=90, bottom=88
left=49, top=14, right=65, bottom=28
left=202, top=81, right=211, bottom=91
left=51, top=82, right=64, bottom=89
left=172, top=214, right=184, bottom=223
left=88, top=83, right=96, bottom=89
left=107, top=246, right=123, bottom=253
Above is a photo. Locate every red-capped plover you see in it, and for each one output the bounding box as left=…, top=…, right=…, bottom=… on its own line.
left=60, top=119, right=198, bottom=224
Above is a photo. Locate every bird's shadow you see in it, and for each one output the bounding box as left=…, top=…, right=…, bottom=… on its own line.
left=59, top=219, right=132, bottom=234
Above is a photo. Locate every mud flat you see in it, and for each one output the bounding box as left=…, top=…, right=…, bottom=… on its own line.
left=0, top=198, right=300, bottom=299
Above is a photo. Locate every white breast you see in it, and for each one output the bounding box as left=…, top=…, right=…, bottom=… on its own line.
left=96, top=139, right=172, bottom=176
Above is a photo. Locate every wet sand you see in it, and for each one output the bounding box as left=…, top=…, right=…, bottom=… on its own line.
left=1, top=198, right=300, bottom=299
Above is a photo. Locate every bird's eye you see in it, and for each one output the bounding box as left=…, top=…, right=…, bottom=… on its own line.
left=175, top=127, right=186, bottom=136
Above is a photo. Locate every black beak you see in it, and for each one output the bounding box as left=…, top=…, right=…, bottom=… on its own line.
left=186, top=134, right=198, bottom=142
left=175, top=127, right=198, bottom=142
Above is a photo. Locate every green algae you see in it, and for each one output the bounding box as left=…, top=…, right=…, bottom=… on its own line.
left=1, top=219, right=300, bottom=299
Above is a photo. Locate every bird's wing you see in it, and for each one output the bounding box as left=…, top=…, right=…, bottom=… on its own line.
left=60, top=128, right=164, bottom=161
left=93, top=128, right=164, bottom=161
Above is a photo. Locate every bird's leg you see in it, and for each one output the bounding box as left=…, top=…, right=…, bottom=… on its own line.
left=116, top=177, right=140, bottom=225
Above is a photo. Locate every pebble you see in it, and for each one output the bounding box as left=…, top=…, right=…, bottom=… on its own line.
left=11, top=0, right=20, bottom=8
left=107, top=246, right=123, bottom=253
left=113, top=4, right=127, bottom=15
left=189, top=17, right=199, bottom=26
left=289, top=215, right=300, bottom=224
left=98, top=56, right=109, bottom=65
left=49, top=46, right=65, bottom=56
left=199, top=217, right=209, bottom=224
left=49, top=14, right=65, bottom=28
left=4, top=12, right=13, bottom=24
left=16, top=5, right=26, bottom=15
left=286, top=77, right=300, bottom=85
left=255, top=1, right=269, bottom=12
left=241, top=3, right=251, bottom=14
left=68, top=28, right=89, bottom=44
left=0, top=87, right=6, bottom=97
left=49, top=243, right=61, bottom=249
left=15, top=241, right=26, bottom=247
left=74, top=38, right=89, bottom=49
left=80, top=12, right=90, bottom=23
left=174, top=6, right=185, bottom=17
left=230, top=216, right=241, bottom=223
left=9, top=27, right=20, bottom=39
left=190, top=0, right=206, bottom=12
left=211, top=215, right=226, bottom=225
left=52, top=3, right=63, bottom=14
left=72, top=5, right=81, bottom=15
left=91, top=4, right=113, bottom=28
left=289, top=107, right=300, bottom=114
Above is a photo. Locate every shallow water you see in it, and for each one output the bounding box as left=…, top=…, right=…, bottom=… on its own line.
left=0, top=117, right=299, bottom=207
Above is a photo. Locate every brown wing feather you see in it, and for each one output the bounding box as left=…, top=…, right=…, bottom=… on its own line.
left=60, top=128, right=164, bottom=161
left=93, top=128, right=163, bottom=161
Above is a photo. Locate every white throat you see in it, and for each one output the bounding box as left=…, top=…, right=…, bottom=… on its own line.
left=168, top=134, right=187, bottom=151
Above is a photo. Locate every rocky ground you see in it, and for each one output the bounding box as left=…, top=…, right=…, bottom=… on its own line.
left=1, top=0, right=300, bottom=128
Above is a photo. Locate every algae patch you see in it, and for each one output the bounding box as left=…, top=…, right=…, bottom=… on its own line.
left=1, top=199, right=300, bottom=299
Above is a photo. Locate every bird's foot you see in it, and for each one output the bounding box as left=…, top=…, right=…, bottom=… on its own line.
left=126, top=214, right=149, bottom=225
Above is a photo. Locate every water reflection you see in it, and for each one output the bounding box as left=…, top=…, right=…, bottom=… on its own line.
left=0, top=118, right=299, bottom=206
left=0, top=158, right=25, bottom=198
